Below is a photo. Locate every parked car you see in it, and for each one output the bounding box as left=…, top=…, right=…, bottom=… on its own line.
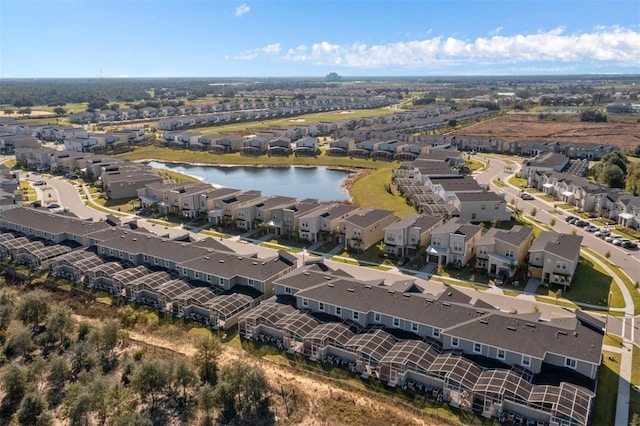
left=520, top=193, right=534, bottom=200
left=565, top=215, right=577, bottom=223
left=605, top=234, right=620, bottom=243
left=594, top=229, right=610, bottom=237
left=584, top=225, right=599, bottom=232
left=46, top=203, right=60, bottom=209
left=612, top=238, right=629, bottom=246
left=574, top=220, right=589, bottom=227
left=622, top=241, right=638, bottom=249
left=33, top=180, right=45, bottom=186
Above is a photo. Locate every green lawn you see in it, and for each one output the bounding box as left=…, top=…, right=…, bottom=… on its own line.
left=631, top=346, right=640, bottom=422
left=508, top=175, right=527, bottom=189
left=538, top=194, right=556, bottom=202
left=536, top=255, right=624, bottom=309
left=351, top=165, right=416, bottom=217
left=592, top=350, right=620, bottom=426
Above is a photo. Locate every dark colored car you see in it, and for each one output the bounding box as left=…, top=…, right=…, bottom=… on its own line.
left=622, top=241, right=638, bottom=249
left=565, top=215, right=577, bottom=222
left=574, top=220, right=589, bottom=227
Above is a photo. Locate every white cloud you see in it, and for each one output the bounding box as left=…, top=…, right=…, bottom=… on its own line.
left=489, top=27, right=503, bottom=36
left=235, top=3, right=250, bottom=16
left=234, top=43, right=281, bottom=60
left=281, top=26, right=640, bottom=69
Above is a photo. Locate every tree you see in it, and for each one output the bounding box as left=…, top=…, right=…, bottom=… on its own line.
left=45, top=304, right=74, bottom=349
left=216, top=360, right=271, bottom=422
left=16, top=290, right=51, bottom=331
left=48, top=355, right=71, bottom=390
left=555, top=288, right=563, bottom=304
left=130, top=358, right=170, bottom=407
left=101, top=319, right=120, bottom=354
left=193, top=336, right=221, bottom=386
left=530, top=207, right=537, bottom=217
left=173, top=358, right=197, bottom=401
left=16, top=391, right=48, bottom=425
left=550, top=218, right=556, bottom=226
left=2, top=363, right=28, bottom=403
left=198, top=383, right=217, bottom=423
left=598, top=164, right=625, bottom=188
left=3, top=108, right=14, bottom=116
left=6, top=324, right=35, bottom=359
left=53, top=107, right=67, bottom=117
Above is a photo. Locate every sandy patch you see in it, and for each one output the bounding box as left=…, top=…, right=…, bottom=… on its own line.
left=288, top=118, right=306, bottom=122
left=338, top=110, right=355, bottom=114
left=0, top=110, right=55, bottom=117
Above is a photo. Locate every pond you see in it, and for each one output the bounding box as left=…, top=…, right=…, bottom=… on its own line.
left=147, top=161, right=353, bottom=202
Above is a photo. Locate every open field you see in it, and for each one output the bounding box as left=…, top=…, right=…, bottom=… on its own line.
left=451, top=114, right=640, bottom=151
left=0, top=110, right=55, bottom=117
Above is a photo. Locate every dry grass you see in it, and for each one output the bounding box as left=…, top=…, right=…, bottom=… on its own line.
left=452, top=114, right=640, bottom=151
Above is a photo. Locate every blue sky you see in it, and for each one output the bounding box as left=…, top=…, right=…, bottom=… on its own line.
left=1, top=0, right=639, bottom=78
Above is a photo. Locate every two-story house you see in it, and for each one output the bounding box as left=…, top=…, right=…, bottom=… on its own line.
left=528, top=232, right=583, bottom=288
left=475, top=225, right=534, bottom=278
left=383, top=214, right=443, bottom=259
left=341, top=208, right=397, bottom=252
left=425, top=218, right=483, bottom=267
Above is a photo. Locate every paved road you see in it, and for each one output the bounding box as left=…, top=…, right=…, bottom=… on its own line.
left=475, top=156, right=640, bottom=285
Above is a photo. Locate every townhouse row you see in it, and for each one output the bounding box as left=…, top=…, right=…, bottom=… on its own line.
left=0, top=206, right=600, bottom=425
left=234, top=264, right=602, bottom=426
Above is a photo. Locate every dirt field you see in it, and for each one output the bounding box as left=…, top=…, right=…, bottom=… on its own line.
left=451, top=114, right=640, bottom=151
left=0, top=110, right=55, bottom=117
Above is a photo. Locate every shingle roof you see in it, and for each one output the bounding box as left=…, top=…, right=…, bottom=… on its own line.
left=529, top=231, right=582, bottom=261
left=444, top=312, right=602, bottom=365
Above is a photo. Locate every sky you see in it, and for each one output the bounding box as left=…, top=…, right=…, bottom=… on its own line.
left=1, top=0, right=639, bottom=78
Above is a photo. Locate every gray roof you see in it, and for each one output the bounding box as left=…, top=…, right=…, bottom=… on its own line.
left=342, top=208, right=395, bottom=228
left=444, top=311, right=602, bottom=365
left=429, top=176, right=483, bottom=192
left=296, top=279, right=491, bottom=330
left=529, top=152, right=569, bottom=168
left=529, top=231, right=583, bottom=261
left=455, top=191, right=505, bottom=202
left=478, top=225, right=534, bottom=248
left=179, top=251, right=293, bottom=281
left=0, top=207, right=112, bottom=237
left=275, top=265, right=352, bottom=291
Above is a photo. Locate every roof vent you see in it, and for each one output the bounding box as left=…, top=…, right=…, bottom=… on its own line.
left=526, top=323, right=536, bottom=328
left=442, top=302, right=450, bottom=307
left=324, top=276, right=331, bottom=280
left=252, top=262, right=258, bottom=265
left=403, top=293, right=410, bottom=298
left=219, top=259, right=224, bottom=263
left=327, top=283, right=334, bottom=287
left=132, top=238, right=137, bottom=241
left=507, top=326, right=516, bottom=331
left=303, top=271, right=310, bottom=276
left=365, top=285, right=371, bottom=289
left=347, top=288, right=354, bottom=292
left=480, top=319, right=489, bottom=324
left=388, top=290, right=395, bottom=294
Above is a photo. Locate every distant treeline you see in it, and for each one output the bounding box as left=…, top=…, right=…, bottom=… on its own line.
left=0, top=78, right=338, bottom=108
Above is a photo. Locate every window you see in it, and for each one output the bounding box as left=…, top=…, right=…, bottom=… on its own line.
left=481, top=204, right=486, bottom=210
left=505, top=250, right=514, bottom=258
left=109, top=249, right=114, bottom=256
left=393, top=317, right=400, bottom=327
left=472, top=213, right=477, bottom=220
left=154, top=258, right=159, bottom=265
left=565, top=358, right=577, bottom=369
left=432, top=237, right=440, bottom=247
left=302, top=298, right=309, bottom=307
left=473, top=343, right=482, bottom=353
left=479, top=247, right=487, bottom=255
left=432, top=328, right=440, bottom=338
left=194, top=272, right=200, bottom=279
left=497, top=348, right=506, bottom=360
left=248, top=279, right=255, bottom=287
left=284, top=287, right=292, bottom=295
left=335, top=307, right=341, bottom=316
left=219, top=277, right=224, bottom=285
left=129, top=254, right=134, bottom=261
left=453, top=242, right=463, bottom=251
left=100, top=247, right=105, bottom=254
left=522, top=355, right=531, bottom=367
left=352, top=311, right=359, bottom=321
left=494, top=204, right=499, bottom=210
left=143, top=254, right=148, bottom=261
left=319, top=302, right=325, bottom=312
left=164, top=260, right=170, bottom=267
left=411, top=322, right=419, bottom=332
left=451, top=337, right=459, bottom=347
left=374, top=313, right=381, bottom=323
left=206, top=274, right=211, bottom=282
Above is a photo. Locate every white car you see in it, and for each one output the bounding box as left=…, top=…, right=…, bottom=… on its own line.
left=584, top=225, right=599, bottom=232
left=594, top=230, right=610, bottom=237
left=605, top=234, right=620, bottom=243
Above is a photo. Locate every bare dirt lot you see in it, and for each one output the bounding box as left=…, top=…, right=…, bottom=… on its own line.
left=0, top=110, right=55, bottom=117
left=452, top=114, right=640, bottom=151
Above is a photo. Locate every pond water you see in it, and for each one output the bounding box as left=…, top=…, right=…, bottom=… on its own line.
left=147, top=161, right=353, bottom=202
